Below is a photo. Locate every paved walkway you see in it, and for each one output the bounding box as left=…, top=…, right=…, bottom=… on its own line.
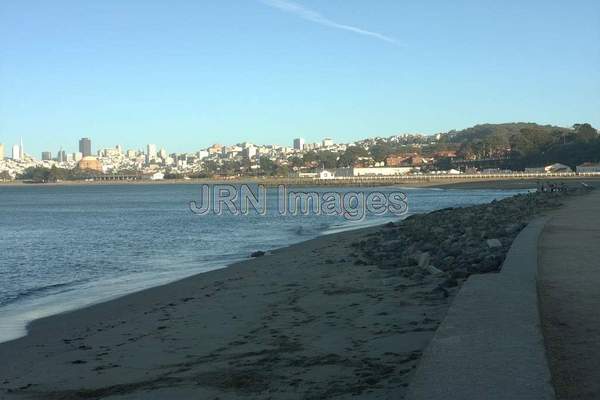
left=405, top=218, right=554, bottom=400
left=538, top=191, right=600, bottom=400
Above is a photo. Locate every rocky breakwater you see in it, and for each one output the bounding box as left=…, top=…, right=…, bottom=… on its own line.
left=350, top=190, right=585, bottom=290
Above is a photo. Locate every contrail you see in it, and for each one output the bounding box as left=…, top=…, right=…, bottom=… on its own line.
left=259, top=0, right=398, bottom=45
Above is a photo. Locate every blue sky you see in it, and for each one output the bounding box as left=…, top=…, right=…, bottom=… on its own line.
left=1, top=0, right=599, bottom=156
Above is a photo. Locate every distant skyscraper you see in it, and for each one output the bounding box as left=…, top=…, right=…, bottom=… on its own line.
left=0, top=143, right=4, bottom=160
left=19, top=138, right=24, bottom=159
left=41, top=151, right=52, bottom=161
left=146, top=144, right=157, bottom=164
left=57, top=149, right=67, bottom=162
left=79, top=138, right=92, bottom=157
left=322, top=138, right=333, bottom=147
left=12, top=144, right=20, bottom=160
left=293, top=138, right=304, bottom=150
left=73, top=152, right=83, bottom=161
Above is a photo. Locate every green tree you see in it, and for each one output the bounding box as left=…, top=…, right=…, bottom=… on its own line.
left=288, top=156, right=304, bottom=168
left=510, top=127, right=556, bottom=157
left=303, top=151, right=318, bottom=164
left=47, top=165, right=67, bottom=181
left=483, top=132, right=510, bottom=157
left=572, top=123, right=598, bottom=143
left=203, top=160, right=219, bottom=174
left=220, top=160, right=241, bottom=176
left=20, top=167, right=50, bottom=182
left=337, top=146, right=368, bottom=167
left=259, top=157, right=277, bottom=176
left=275, top=165, right=289, bottom=176
left=369, top=142, right=394, bottom=162
left=317, top=151, right=338, bottom=169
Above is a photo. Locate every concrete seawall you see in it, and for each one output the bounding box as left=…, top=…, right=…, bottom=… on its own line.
left=405, top=218, right=555, bottom=400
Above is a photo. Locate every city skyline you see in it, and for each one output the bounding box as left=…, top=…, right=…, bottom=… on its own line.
left=0, top=118, right=594, bottom=160
left=1, top=134, right=347, bottom=163
left=1, top=135, right=344, bottom=160
left=2, top=122, right=599, bottom=182
left=1, top=1, right=599, bottom=157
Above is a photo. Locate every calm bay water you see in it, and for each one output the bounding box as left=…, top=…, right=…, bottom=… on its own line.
left=0, top=183, right=528, bottom=342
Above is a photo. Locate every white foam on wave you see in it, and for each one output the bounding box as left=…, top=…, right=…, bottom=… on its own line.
left=320, top=216, right=401, bottom=235
left=0, top=260, right=233, bottom=343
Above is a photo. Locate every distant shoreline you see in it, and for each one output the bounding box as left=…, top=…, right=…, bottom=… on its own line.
left=1, top=175, right=599, bottom=189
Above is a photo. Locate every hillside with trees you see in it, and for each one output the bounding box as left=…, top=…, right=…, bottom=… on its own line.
left=438, top=122, right=599, bottom=169
left=297, top=122, right=598, bottom=172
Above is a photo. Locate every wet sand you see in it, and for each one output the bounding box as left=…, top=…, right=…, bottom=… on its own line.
left=0, top=227, right=453, bottom=399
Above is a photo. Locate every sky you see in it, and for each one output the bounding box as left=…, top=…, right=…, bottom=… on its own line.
left=1, top=0, right=599, bottom=157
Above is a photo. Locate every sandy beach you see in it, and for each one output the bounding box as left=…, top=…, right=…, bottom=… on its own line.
left=0, top=188, right=589, bottom=399
left=0, top=226, right=454, bottom=399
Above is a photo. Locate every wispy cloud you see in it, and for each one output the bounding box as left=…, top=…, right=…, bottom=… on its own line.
left=259, top=0, right=398, bottom=45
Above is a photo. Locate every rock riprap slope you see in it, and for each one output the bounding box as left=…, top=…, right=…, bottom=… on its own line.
left=351, top=191, right=586, bottom=290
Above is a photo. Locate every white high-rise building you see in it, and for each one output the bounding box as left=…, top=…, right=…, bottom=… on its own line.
left=12, top=144, right=20, bottom=160
left=243, top=145, right=257, bottom=159
left=322, top=138, right=334, bottom=147
left=146, top=144, right=157, bottom=163
left=0, top=143, right=4, bottom=160
left=19, top=138, right=24, bottom=159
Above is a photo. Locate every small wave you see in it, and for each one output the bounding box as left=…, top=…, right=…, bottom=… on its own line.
left=0, top=280, right=83, bottom=307
left=321, top=217, right=398, bottom=235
